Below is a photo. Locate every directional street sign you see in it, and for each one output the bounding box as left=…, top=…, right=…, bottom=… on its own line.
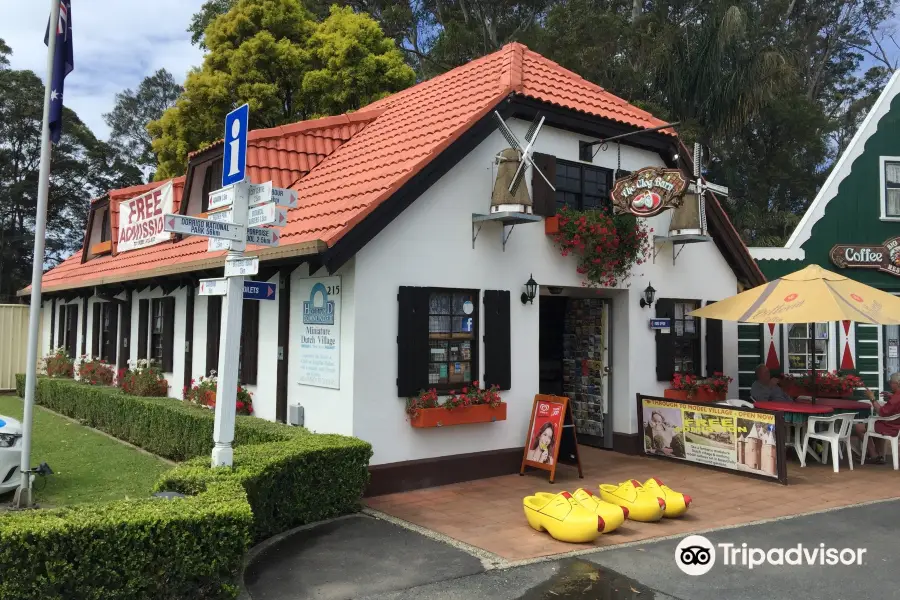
left=199, top=278, right=227, bottom=296
left=199, top=278, right=277, bottom=300
left=223, top=104, right=249, bottom=187
left=225, top=256, right=259, bottom=277
left=248, top=204, right=288, bottom=227
left=164, top=214, right=245, bottom=241
left=208, top=185, right=236, bottom=211
left=243, top=280, right=277, bottom=301
left=246, top=227, right=280, bottom=247
left=248, top=181, right=298, bottom=209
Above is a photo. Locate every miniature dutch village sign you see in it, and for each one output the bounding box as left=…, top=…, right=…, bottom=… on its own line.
left=610, top=167, right=688, bottom=218
left=830, top=237, right=900, bottom=276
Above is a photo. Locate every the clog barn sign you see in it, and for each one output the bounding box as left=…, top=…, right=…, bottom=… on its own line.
left=610, top=167, right=688, bottom=218
left=117, top=181, right=174, bottom=252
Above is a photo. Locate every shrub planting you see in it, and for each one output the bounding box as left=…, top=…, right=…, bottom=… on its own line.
left=42, top=347, right=74, bottom=378
left=117, top=359, right=169, bottom=397
left=77, top=356, right=115, bottom=386
left=185, top=372, right=254, bottom=415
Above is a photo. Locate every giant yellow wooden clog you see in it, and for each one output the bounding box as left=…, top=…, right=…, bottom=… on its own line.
left=523, top=491, right=603, bottom=543
left=598, top=479, right=665, bottom=522
left=642, top=478, right=691, bottom=518
left=533, top=488, right=625, bottom=533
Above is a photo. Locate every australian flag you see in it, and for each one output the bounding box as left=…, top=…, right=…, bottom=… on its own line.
left=44, top=0, right=73, bottom=143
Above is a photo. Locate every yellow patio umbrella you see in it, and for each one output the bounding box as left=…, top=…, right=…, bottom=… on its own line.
left=690, top=264, right=900, bottom=325
left=690, top=264, right=900, bottom=402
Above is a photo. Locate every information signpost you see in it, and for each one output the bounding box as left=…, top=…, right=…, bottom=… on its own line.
left=162, top=104, right=289, bottom=467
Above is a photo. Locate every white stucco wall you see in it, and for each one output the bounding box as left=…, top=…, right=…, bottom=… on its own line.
left=288, top=262, right=356, bottom=435
left=246, top=272, right=281, bottom=421
left=350, top=119, right=740, bottom=465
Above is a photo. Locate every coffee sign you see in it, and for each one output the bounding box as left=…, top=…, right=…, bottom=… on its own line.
left=611, top=167, right=688, bottom=218
left=830, top=237, right=900, bottom=277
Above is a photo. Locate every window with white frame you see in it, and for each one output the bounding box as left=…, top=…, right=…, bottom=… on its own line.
left=882, top=158, right=900, bottom=218
left=786, top=323, right=829, bottom=372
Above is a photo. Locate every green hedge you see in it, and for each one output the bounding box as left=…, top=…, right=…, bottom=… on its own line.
left=0, top=479, right=252, bottom=600
left=15, top=375, right=302, bottom=460
left=157, top=433, right=373, bottom=542
left=7, top=375, right=373, bottom=597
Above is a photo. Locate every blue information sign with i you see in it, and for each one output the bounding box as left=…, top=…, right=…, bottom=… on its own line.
left=222, top=103, right=249, bottom=186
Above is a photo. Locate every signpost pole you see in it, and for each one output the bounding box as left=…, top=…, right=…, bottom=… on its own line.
left=211, top=103, right=250, bottom=468
left=211, top=180, right=248, bottom=467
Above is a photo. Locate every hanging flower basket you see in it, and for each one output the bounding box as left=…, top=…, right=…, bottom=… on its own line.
left=544, top=215, right=560, bottom=235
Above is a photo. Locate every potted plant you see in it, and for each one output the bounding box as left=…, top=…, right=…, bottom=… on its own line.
left=407, top=382, right=506, bottom=428
left=696, top=372, right=733, bottom=402
left=550, top=206, right=652, bottom=288
left=665, top=373, right=698, bottom=401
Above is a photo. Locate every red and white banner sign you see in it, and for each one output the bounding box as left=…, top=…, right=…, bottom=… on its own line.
left=117, top=181, right=174, bottom=252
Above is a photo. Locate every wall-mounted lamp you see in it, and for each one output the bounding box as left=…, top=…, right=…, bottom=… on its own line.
left=521, top=274, right=538, bottom=305
left=640, top=283, right=656, bottom=309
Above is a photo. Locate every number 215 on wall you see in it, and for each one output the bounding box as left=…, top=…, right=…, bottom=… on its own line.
left=327, top=285, right=341, bottom=296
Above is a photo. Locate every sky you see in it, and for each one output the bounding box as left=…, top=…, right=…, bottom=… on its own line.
left=0, top=0, right=205, bottom=140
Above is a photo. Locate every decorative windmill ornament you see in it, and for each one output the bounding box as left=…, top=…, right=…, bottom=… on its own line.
left=490, top=111, right=556, bottom=214
left=667, top=143, right=728, bottom=240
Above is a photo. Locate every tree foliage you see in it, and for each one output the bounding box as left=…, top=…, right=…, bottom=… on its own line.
left=104, top=69, right=182, bottom=181
left=153, top=0, right=415, bottom=178
left=0, top=41, right=141, bottom=301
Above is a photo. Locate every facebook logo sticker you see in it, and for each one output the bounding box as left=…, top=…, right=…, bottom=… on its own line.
left=222, top=103, right=249, bottom=186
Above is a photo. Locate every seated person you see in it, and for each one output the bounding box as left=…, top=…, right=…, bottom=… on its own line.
left=854, top=372, right=900, bottom=464
left=750, top=365, right=793, bottom=402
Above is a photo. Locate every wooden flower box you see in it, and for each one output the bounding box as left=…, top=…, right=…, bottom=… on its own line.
left=410, top=403, right=507, bottom=428
left=544, top=215, right=560, bottom=235
left=664, top=389, right=725, bottom=403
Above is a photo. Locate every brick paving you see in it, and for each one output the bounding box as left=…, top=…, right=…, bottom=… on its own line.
left=365, top=446, right=900, bottom=561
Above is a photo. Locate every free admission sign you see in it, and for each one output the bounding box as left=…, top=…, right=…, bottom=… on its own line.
left=117, top=181, right=175, bottom=252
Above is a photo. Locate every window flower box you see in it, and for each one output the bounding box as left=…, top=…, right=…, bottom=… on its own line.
left=409, top=402, right=507, bottom=428
left=663, top=389, right=724, bottom=403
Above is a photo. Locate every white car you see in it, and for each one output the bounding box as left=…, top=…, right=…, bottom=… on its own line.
left=0, top=415, right=22, bottom=494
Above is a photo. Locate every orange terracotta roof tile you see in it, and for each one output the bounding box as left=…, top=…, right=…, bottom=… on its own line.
left=36, top=44, right=681, bottom=293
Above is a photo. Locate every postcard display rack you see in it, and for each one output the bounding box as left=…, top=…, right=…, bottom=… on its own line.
left=562, top=298, right=605, bottom=441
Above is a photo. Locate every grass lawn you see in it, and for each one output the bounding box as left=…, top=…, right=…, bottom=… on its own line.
left=0, top=394, right=171, bottom=507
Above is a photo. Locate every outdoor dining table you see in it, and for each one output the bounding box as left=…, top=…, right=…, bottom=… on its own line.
left=795, top=397, right=872, bottom=419
left=753, top=401, right=834, bottom=463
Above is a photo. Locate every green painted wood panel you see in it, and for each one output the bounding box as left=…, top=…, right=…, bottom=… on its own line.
left=738, top=340, right=763, bottom=356
left=757, top=93, right=900, bottom=291
left=739, top=356, right=762, bottom=371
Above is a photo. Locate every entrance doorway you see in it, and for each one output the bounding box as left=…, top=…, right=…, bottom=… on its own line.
left=885, top=324, right=899, bottom=388
left=538, top=294, right=612, bottom=449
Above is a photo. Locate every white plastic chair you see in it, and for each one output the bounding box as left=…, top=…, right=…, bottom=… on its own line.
left=720, top=399, right=754, bottom=408
left=861, top=413, right=900, bottom=470
left=800, top=414, right=855, bottom=472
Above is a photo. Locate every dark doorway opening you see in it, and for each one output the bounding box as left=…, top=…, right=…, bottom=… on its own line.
left=539, top=296, right=567, bottom=396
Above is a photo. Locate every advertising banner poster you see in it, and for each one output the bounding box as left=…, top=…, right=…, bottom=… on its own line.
left=295, top=276, right=341, bottom=389
left=637, top=395, right=787, bottom=484
left=520, top=394, right=583, bottom=483
left=117, top=181, right=175, bottom=252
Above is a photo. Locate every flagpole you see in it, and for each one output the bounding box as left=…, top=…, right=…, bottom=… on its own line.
left=13, top=0, right=61, bottom=509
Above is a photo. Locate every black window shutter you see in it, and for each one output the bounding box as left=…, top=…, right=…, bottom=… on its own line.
left=397, top=286, right=430, bottom=397
left=239, top=299, right=259, bottom=385
left=137, top=299, right=149, bottom=360
left=705, top=300, right=724, bottom=376
left=58, top=305, right=66, bottom=351
left=655, top=298, right=676, bottom=381
left=118, top=298, right=131, bottom=371
left=66, top=305, right=78, bottom=358
left=206, top=296, right=222, bottom=376
left=483, top=290, right=511, bottom=390
left=80, top=295, right=89, bottom=356
left=161, top=297, right=176, bottom=372
left=106, top=303, right=119, bottom=365
left=91, top=303, right=101, bottom=358
left=531, top=152, right=557, bottom=217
